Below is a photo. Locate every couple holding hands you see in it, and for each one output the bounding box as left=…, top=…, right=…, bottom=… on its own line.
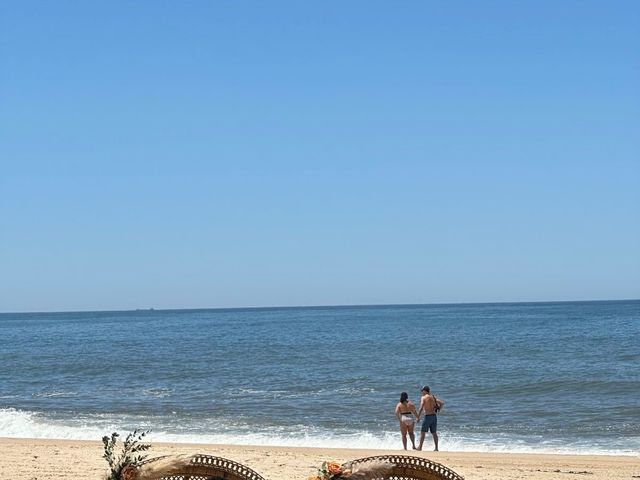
left=395, top=385, right=444, bottom=451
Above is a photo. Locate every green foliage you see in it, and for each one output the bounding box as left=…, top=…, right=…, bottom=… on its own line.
left=102, top=429, right=151, bottom=480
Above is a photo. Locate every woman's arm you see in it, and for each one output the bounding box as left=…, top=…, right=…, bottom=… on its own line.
left=417, top=397, right=425, bottom=420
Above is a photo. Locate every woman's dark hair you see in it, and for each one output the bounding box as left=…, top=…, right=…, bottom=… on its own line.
left=400, top=392, right=408, bottom=403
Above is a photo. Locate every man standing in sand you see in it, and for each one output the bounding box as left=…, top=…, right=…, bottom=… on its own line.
left=416, top=385, right=444, bottom=451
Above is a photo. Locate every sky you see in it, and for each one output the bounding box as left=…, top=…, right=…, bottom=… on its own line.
left=1, top=1, right=639, bottom=312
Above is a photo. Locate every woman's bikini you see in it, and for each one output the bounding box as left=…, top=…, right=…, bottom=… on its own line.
left=400, top=403, right=415, bottom=424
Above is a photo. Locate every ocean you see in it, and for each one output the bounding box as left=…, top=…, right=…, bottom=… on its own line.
left=0, top=300, right=638, bottom=455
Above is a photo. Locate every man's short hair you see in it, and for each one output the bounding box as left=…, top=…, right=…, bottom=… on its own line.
left=421, top=385, right=430, bottom=393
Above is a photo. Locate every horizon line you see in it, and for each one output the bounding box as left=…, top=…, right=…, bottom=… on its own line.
left=1, top=297, right=638, bottom=316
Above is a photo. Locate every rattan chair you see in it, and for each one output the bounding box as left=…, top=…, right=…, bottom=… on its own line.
left=125, top=454, right=268, bottom=480
left=344, top=455, right=464, bottom=480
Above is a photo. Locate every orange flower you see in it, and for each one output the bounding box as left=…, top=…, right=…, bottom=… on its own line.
left=327, top=462, right=343, bottom=475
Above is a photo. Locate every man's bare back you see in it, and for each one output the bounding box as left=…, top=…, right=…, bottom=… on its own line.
left=419, top=393, right=438, bottom=415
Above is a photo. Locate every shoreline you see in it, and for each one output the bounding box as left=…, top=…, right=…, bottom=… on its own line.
left=1, top=437, right=637, bottom=480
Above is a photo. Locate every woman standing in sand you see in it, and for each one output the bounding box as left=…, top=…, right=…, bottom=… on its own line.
left=395, top=392, right=419, bottom=450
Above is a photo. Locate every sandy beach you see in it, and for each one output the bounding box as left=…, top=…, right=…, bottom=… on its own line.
left=1, top=437, right=637, bottom=480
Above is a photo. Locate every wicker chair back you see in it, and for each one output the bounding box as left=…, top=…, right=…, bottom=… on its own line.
left=344, top=455, right=464, bottom=480
left=131, top=454, right=268, bottom=480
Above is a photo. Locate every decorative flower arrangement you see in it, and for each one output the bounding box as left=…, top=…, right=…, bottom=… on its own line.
left=308, top=461, right=352, bottom=480
left=102, top=429, right=151, bottom=480
left=309, top=459, right=395, bottom=480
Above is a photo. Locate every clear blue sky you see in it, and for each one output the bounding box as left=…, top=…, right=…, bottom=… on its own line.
left=1, top=1, right=639, bottom=312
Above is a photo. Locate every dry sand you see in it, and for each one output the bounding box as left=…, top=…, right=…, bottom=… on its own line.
left=0, top=437, right=637, bottom=480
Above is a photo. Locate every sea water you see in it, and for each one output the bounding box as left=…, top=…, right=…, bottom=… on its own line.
left=0, top=300, right=638, bottom=455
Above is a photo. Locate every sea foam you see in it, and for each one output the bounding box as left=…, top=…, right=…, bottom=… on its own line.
left=1, top=408, right=636, bottom=456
